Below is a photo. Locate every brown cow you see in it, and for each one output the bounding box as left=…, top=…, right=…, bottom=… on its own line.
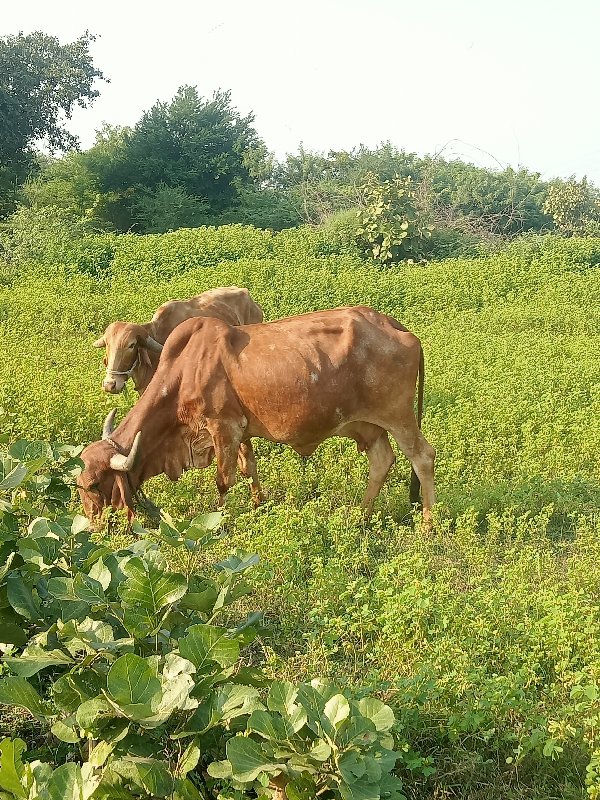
left=78, top=307, right=435, bottom=525
left=93, top=286, right=264, bottom=394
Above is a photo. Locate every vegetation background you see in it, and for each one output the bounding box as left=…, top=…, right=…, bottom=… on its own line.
left=0, top=27, right=599, bottom=800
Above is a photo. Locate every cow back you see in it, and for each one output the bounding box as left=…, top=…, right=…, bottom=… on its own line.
left=150, top=286, right=263, bottom=343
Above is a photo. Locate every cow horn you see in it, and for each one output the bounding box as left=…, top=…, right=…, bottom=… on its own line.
left=110, top=431, right=142, bottom=472
left=142, top=336, right=163, bottom=353
left=102, top=409, right=118, bottom=440
left=93, top=336, right=106, bottom=348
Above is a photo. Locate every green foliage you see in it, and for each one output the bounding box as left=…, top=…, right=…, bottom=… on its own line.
left=425, top=161, right=552, bottom=235
left=0, top=31, right=105, bottom=217
left=273, top=145, right=555, bottom=239
left=209, top=680, right=403, bottom=798
left=21, top=154, right=103, bottom=222
left=132, top=184, right=210, bottom=234
left=0, top=442, right=402, bottom=799
left=22, top=88, right=271, bottom=234
left=0, top=205, right=116, bottom=282
left=357, top=174, right=433, bottom=264
left=0, top=221, right=600, bottom=797
left=213, top=187, right=302, bottom=231
left=543, top=177, right=600, bottom=236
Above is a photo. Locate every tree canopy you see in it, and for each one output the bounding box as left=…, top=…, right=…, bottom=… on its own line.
left=0, top=30, right=105, bottom=216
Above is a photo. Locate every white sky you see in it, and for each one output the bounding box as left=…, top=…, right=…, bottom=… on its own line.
left=5, top=0, right=600, bottom=182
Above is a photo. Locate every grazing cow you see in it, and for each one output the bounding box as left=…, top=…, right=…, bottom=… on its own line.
left=77, top=307, right=435, bottom=525
left=93, top=286, right=263, bottom=394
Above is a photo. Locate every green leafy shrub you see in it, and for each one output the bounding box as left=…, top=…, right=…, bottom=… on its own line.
left=0, top=439, right=405, bottom=799
left=543, top=177, right=600, bottom=236
left=357, top=174, right=433, bottom=264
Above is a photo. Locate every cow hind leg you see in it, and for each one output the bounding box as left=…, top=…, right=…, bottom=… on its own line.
left=362, top=431, right=396, bottom=519
left=237, top=441, right=265, bottom=507
left=390, top=424, right=436, bottom=525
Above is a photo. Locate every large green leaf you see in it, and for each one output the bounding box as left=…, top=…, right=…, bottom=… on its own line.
left=6, top=576, right=41, bottom=620
left=0, top=737, right=27, bottom=798
left=138, top=673, right=196, bottom=728
left=176, top=683, right=264, bottom=738
left=110, top=758, right=174, bottom=798
left=118, top=557, right=187, bottom=611
left=339, top=776, right=381, bottom=800
left=121, top=605, right=159, bottom=640
left=75, top=697, right=116, bottom=732
left=118, top=558, right=187, bottom=636
left=73, top=573, right=106, bottom=605
left=106, top=654, right=162, bottom=720
left=225, top=736, right=283, bottom=782
left=217, top=684, right=265, bottom=720
left=338, top=750, right=367, bottom=784
left=267, top=681, right=297, bottom=715
left=180, top=588, right=218, bottom=614
left=58, top=618, right=117, bottom=655
left=356, top=698, right=395, bottom=732
left=378, top=772, right=406, bottom=799
left=0, top=553, right=15, bottom=584
left=248, top=710, right=295, bottom=742
left=184, top=511, right=224, bottom=539
left=296, top=682, right=336, bottom=737
left=27, top=518, right=67, bottom=540
left=0, top=677, right=53, bottom=718
left=0, top=622, right=26, bottom=646
left=9, top=441, right=52, bottom=464
left=17, top=535, right=61, bottom=567
left=337, top=716, right=377, bottom=748
left=46, top=577, right=77, bottom=601
left=39, top=762, right=82, bottom=800
left=324, top=694, right=350, bottom=727
left=88, top=558, right=111, bottom=591
left=178, top=624, right=240, bottom=669
left=176, top=740, right=201, bottom=779
left=52, top=672, right=105, bottom=713
left=70, top=515, right=89, bottom=536
left=0, top=458, right=27, bottom=491
left=215, top=552, right=260, bottom=574
left=51, top=716, right=80, bottom=744
left=3, top=645, right=73, bottom=677
left=285, top=775, right=319, bottom=800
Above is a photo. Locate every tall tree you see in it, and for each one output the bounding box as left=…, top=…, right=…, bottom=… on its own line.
left=120, top=86, right=263, bottom=218
left=0, top=30, right=105, bottom=215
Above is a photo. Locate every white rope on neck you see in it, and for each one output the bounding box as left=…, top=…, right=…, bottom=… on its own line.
left=105, top=356, right=139, bottom=378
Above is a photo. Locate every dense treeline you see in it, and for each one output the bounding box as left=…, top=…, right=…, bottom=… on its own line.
left=2, top=29, right=600, bottom=255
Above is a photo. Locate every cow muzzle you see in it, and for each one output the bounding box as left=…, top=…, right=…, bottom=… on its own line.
left=102, top=356, right=139, bottom=393
left=102, top=376, right=125, bottom=393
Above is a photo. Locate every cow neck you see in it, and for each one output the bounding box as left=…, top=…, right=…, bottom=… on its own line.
left=112, top=382, right=181, bottom=484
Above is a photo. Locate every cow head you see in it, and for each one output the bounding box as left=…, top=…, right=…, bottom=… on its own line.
left=77, top=410, right=142, bottom=524
left=94, top=322, right=163, bottom=393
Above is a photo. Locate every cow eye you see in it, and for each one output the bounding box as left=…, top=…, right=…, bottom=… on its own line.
left=128, top=342, right=136, bottom=349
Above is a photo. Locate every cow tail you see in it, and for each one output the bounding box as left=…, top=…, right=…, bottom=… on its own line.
left=409, top=345, right=424, bottom=506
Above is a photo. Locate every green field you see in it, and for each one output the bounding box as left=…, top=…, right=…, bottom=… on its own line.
left=1, top=226, right=599, bottom=799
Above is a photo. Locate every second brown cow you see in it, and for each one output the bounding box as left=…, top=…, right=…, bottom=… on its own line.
left=93, top=286, right=264, bottom=394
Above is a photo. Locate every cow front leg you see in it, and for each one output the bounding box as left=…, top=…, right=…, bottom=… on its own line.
left=209, top=423, right=243, bottom=507
left=362, top=431, right=396, bottom=519
left=237, top=441, right=265, bottom=507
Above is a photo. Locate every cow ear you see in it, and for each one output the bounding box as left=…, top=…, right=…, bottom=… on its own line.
left=93, top=337, right=106, bottom=348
